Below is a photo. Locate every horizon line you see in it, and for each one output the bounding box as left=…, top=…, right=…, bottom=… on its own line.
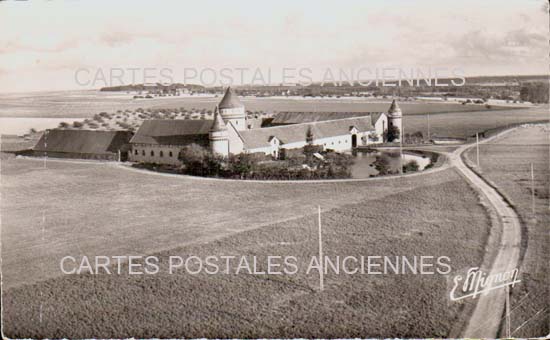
left=0, top=72, right=548, bottom=95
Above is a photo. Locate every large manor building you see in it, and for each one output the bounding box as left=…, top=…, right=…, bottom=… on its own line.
left=128, top=87, right=403, bottom=165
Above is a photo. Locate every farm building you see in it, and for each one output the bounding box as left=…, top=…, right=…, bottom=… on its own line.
left=32, top=129, right=133, bottom=161
left=270, top=111, right=385, bottom=125
left=237, top=116, right=384, bottom=158
left=129, top=119, right=212, bottom=165
left=129, top=87, right=401, bottom=164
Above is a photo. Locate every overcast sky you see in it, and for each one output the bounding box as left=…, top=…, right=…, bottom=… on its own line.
left=0, top=0, right=547, bottom=92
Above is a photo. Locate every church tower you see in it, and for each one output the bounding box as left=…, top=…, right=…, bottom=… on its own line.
left=387, top=99, right=403, bottom=142
left=209, top=106, right=229, bottom=157
left=218, top=87, right=246, bottom=131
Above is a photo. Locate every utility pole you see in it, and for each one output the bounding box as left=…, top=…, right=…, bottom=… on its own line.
left=427, top=113, right=431, bottom=142
left=548, top=48, right=550, bottom=212
left=531, top=163, right=535, bottom=215
left=400, top=119, right=404, bottom=175
left=476, top=133, right=480, bottom=168
left=506, top=287, right=513, bottom=336
left=43, top=130, right=48, bottom=169
left=317, top=205, right=324, bottom=291
left=399, top=136, right=403, bottom=175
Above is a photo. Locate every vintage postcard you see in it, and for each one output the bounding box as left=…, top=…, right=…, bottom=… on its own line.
left=1, top=0, right=549, bottom=339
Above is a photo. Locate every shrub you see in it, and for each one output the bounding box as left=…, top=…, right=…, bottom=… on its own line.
left=227, top=153, right=259, bottom=177
left=158, top=144, right=353, bottom=180
left=405, top=131, right=424, bottom=144
left=324, top=152, right=354, bottom=169
left=285, top=153, right=307, bottom=167
left=403, top=160, right=419, bottom=173
left=424, top=152, right=440, bottom=170
left=179, top=144, right=224, bottom=176
left=373, top=154, right=391, bottom=175
left=303, top=144, right=323, bottom=157
left=386, top=125, right=400, bottom=142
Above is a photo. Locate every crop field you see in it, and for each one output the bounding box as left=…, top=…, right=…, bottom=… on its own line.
left=404, top=105, right=549, bottom=139
left=2, top=91, right=548, bottom=141
left=0, top=90, right=513, bottom=118
left=24, top=105, right=548, bottom=142
left=465, top=125, right=550, bottom=338
left=2, top=152, right=494, bottom=337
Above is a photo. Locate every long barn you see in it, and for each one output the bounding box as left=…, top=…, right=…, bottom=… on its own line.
left=32, top=129, right=133, bottom=161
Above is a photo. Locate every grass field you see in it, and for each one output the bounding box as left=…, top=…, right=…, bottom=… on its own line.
left=2, top=153, right=494, bottom=337
left=1, top=154, right=448, bottom=288
left=465, top=125, right=550, bottom=338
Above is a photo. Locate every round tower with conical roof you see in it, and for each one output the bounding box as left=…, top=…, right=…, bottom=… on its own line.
left=210, top=106, right=229, bottom=157
left=387, top=99, right=403, bottom=142
left=218, top=87, right=246, bottom=131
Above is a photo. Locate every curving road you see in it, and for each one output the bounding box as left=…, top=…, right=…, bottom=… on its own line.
left=447, top=130, right=522, bottom=338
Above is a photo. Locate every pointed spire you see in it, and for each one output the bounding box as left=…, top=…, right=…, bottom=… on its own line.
left=388, top=99, right=402, bottom=115
left=218, top=86, right=244, bottom=109
left=211, top=106, right=227, bottom=132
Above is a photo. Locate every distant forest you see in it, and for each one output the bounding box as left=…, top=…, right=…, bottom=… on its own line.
left=519, top=82, right=549, bottom=104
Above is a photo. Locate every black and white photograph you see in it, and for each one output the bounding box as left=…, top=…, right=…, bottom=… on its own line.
left=0, top=0, right=549, bottom=338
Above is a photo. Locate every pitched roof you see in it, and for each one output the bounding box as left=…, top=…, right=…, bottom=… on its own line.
left=370, top=112, right=385, bottom=125
left=210, top=107, right=227, bottom=132
left=33, top=129, right=133, bottom=155
left=271, top=111, right=380, bottom=125
left=130, top=119, right=212, bottom=145
left=239, top=116, right=374, bottom=149
left=218, top=87, right=244, bottom=109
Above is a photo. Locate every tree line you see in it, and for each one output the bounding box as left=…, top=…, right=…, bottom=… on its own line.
left=520, top=82, right=549, bottom=104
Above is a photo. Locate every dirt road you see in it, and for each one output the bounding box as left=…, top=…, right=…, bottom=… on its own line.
left=448, top=130, right=522, bottom=338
